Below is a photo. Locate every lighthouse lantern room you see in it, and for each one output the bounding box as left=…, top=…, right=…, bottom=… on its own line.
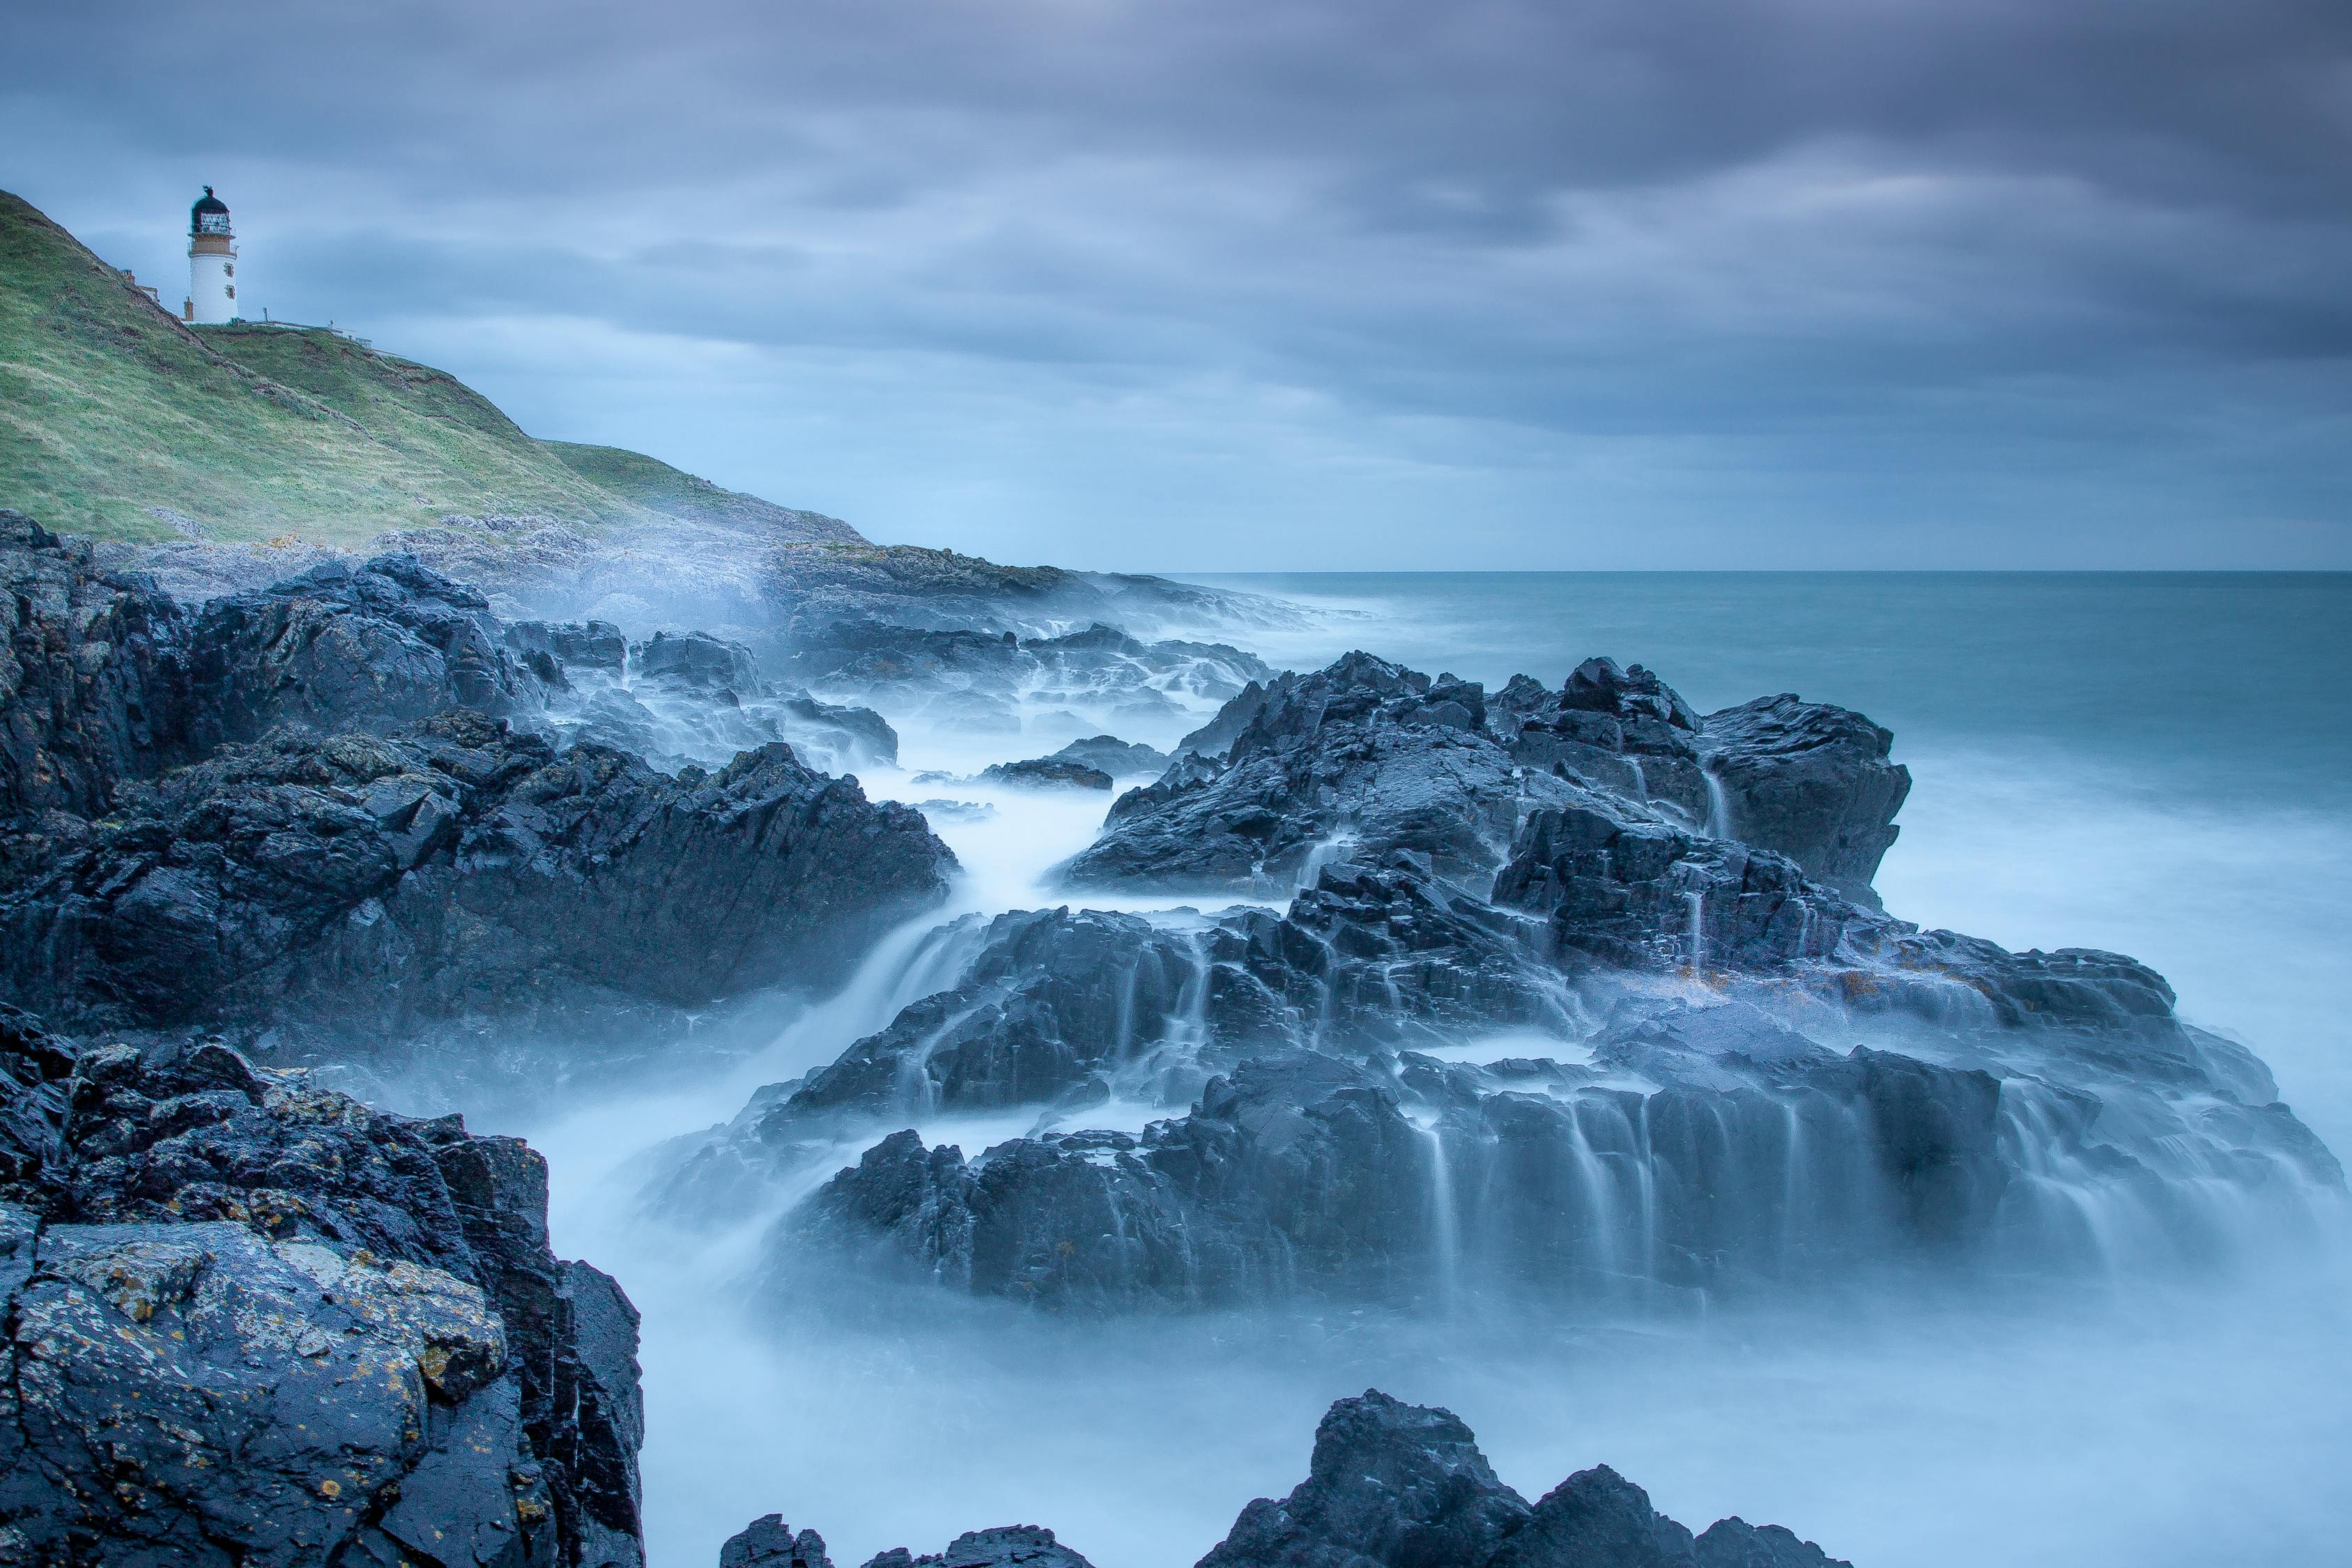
left=185, top=187, right=239, bottom=324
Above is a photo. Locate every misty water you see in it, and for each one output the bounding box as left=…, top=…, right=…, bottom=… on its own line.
left=483, top=572, right=2350, bottom=1568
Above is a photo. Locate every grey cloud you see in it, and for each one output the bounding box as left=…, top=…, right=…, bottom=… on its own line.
left=5, top=0, right=2349, bottom=564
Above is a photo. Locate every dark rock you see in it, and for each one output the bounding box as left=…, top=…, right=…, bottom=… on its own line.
left=1700, top=695, right=1910, bottom=907
left=1063, top=652, right=1561, bottom=893
left=1197, top=1391, right=1851, bottom=1568
left=1484, top=657, right=1709, bottom=824
left=693, top=860, right=1566, bottom=1170
left=1199, top=1389, right=1530, bottom=1568
left=0, top=1014, right=644, bottom=1568
left=1049, top=735, right=1172, bottom=777
left=0, top=509, right=192, bottom=819
left=187, top=552, right=545, bottom=742
left=634, top=629, right=762, bottom=693
left=857, top=1525, right=1093, bottom=1568
left=1492, top=1465, right=1695, bottom=1568
left=1693, top=1521, right=1851, bottom=1568
left=722, top=1515, right=836, bottom=1568
left=1, top=709, right=955, bottom=1035
left=1491, top=797, right=1858, bottom=972
left=980, top=757, right=1115, bottom=790
left=509, top=617, right=629, bottom=672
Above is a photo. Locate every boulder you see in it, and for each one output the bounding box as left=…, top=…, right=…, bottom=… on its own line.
left=1486, top=657, right=1711, bottom=824
left=1199, top=1389, right=1529, bottom=1568
left=0, top=1010, right=644, bottom=1567
left=633, top=629, right=762, bottom=693
left=1700, top=695, right=1910, bottom=907
left=980, top=757, right=1115, bottom=790
left=721, top=1516, right=835, bottom=1568
left=1198, top=1391, right=1851, bottom=1568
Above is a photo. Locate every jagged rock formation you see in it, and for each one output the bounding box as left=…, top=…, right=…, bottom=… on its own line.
left=185, top=553, right=544, bottom=745
left=1, top=709, right=952, bottom=1037
left=714, top=1515, right=1096, bottom=1568
left=712, top=1392, right=1838, bottom=1568
left=1063, top=653, right=1551, bottom=891
left=673, top=652, right=2339, bottom=1314
left=1077, top=653, right=1907, bottom=902
left=1, top=511, right=192, bottom=819
left=1200, top=1391, right=1847, bottom=1568
left=0, top=521, right=956, bottom=1043
left=0, top=1006, right=644, bottom=1567
left=721, top=1515, right=836, bottom=1568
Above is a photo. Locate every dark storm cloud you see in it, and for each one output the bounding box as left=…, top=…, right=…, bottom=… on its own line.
left=6, top=0, right=2348, bottom=564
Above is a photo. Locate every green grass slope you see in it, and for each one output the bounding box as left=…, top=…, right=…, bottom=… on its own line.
left=0, top=189, right=859, bottom=548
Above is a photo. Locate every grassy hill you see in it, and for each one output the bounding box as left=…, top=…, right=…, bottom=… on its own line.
left=0, top=188, right=859, bottom=548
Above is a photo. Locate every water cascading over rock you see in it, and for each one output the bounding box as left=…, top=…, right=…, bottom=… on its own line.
left=665, top=650, right=2341, bottom=1314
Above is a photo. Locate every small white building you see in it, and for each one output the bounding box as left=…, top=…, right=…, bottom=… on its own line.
left=185, top=187, right=240, bottom=324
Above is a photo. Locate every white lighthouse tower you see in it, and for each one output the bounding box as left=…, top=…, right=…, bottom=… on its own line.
left=185, top=187, right=240, bottom=324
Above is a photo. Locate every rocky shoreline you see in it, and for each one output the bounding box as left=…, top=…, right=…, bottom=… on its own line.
left=3, top=507, right=2344, bottom=1565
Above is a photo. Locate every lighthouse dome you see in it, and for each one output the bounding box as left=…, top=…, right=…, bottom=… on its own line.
left=190, top=187, right=230, bottom=236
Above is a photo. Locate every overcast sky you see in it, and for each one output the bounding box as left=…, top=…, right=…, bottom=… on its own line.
left=8, top=0, right=2349, bottom=569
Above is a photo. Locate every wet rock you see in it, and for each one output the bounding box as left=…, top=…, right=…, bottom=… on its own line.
left=981, top=757, right=1115, bottom=790
left=1, top=709, right=955, bottom=1035
left=859, top=1525, right=1096, bottom=1567
left=1700, top=695, right=1910, bottom=907
left=1063, top=652, right=1560, bottom=893
left=1047, top=735, right=1171, bottom=777
left=1486, top=657, right=1711, bottom=824
left=691, top=859, right=1567, bottom=1176
left=722, top=1515, right=836, bottom=1568
left=1199, top=1391, right=1851, bottom=1568
left=634, top=629, right=762, bottom=693
left=0, top=1013, right=644, bottom=1568
left=781, top=620, right=1268, bottom=741
left=0, top=509, right=192, bottom=819
left=508, top=617, right=629, bottom=672
left=187, top=552, right=546, bottom=743
left=1491, top=797, right=1859, bottom=972
left=1199, top=1389, right=1530, bottom=1568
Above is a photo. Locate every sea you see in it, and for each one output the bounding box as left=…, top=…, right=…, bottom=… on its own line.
left=499, top=571, right=2352, bottom=1568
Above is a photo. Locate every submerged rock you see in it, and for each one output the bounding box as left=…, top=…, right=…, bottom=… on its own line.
left=1048, top=734, right=1171, bottom=777
left=781, top=619, right=1269, bottom=741
left=980, top=756, right=1116, bottom=790
left=0, top=1008, right=644, bottom=1567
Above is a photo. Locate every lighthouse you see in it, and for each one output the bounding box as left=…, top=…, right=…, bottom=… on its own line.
left=185, top=187, right=239, bottom=324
